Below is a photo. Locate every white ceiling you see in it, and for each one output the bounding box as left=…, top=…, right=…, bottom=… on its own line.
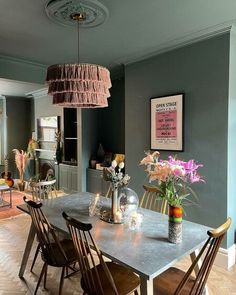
left=1, top=0, right=236, bottom=95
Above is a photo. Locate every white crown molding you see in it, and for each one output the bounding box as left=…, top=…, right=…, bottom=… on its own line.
left=120, top=22, right=235, bottom=67
left=26, top=87, right=48, bottom=99
left=0, top=54, right=47, bottom=69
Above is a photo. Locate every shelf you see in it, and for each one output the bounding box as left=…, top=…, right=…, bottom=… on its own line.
left=38, top=126, right=57, bottom=129
left=38, top=139, right=56, bottom=143
left=61, top=161, right=77, bottom=166
left=35, top=149, right=55, bottom=153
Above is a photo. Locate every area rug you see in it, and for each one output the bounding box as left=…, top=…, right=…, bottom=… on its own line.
left=0, top=190, right=67, bottom=219
left=0, top=190, right=26, bottom=219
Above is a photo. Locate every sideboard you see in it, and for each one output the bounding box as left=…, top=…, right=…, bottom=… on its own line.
left=86, top=168, right=110, bottom=196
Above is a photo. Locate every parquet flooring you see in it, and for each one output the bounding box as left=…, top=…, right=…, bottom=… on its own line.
left=0, top=214, right=83, bottom=294
left=0, top=214, right=235, bottom=294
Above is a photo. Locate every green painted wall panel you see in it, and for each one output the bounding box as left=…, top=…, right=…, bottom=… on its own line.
left=6, top=96, right=32, bottom=178
left=227, top=30, right=236, bottom=247
left=98, top=76, right=125, bottom=154
left=81, top=109, right=100, bottom=191
left=125, top=34, right=230, bottom=247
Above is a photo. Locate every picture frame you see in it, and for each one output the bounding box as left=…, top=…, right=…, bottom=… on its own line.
left=150, top=93, right=184, bottom=151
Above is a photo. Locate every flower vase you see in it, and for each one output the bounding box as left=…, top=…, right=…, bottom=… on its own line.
left=111, top=188, right=118, bottom=222
left=168, top=205, right=183, bottom=244
left=17, top=181, right=25, bottom=191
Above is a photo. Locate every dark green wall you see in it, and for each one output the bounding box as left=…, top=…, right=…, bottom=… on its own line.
left=81, top=109, right=100, bottom=190
left=97, top=77, right=125, bottom=154
left=6, top=96, right=33, bottom=177
left=125, top=34, right=232, bottom=247
left=227, top=31, right=236, bottom=247
left=81, top=77, right=125, bottom=190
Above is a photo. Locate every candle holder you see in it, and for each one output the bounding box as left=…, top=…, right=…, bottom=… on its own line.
left=127, top=212, right=143, bottom=231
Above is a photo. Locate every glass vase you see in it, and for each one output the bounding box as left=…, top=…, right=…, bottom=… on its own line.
left=168, top=205, right=183, bottom=244
left=111, top=188, right=118, bottom=222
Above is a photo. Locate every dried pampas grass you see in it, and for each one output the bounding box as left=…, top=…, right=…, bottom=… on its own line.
left=12, top=149, right=28, bottom=182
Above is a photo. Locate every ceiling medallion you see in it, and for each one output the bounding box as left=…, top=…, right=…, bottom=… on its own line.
left=45, top=0, right=109, bottom=28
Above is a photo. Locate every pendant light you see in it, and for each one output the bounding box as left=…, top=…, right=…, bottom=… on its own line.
left=46, top=5, right=111, bottom=108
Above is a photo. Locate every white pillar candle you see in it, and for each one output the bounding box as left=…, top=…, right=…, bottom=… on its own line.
left=115, top=210, right=122, bottom=223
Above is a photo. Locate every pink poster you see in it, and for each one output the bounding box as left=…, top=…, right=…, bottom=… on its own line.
left=155, top=110, right=177, bottom=139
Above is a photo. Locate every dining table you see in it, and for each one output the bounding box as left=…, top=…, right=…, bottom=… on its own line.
left=17, top=192, right=210, bottom=295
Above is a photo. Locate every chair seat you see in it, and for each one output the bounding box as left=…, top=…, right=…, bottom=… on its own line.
left=153, top=267, right=205, bottom=295
left=81, top=261, right=140, bottom=295
left=42, top=239, right=77, bottom=267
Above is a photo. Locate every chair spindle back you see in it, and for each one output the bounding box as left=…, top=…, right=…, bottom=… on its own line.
left=63, top=212, right=119, bottom=295
left=30, top=179, right=57, bottom=201
left=24, top=196, right=67, bottom=266
left=174, top=218, right=231, bottom=295
left=140, top=185, right=168, bottom=214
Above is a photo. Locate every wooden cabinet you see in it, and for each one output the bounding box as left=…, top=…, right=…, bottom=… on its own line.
left=87, top=168, right=110, bottom=196
left=59, top=163, right=78, bottom=193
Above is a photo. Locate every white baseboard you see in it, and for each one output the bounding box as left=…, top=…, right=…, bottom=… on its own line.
left=214, top=244, right=236, bottom=269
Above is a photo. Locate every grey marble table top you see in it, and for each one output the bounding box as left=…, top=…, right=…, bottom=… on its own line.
left=18, top=192, right=210, bottom=280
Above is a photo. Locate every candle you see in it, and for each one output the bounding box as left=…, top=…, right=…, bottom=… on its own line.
left=115, top=210, right=122, bottom=223
left=89, top=193, right=100, bottom=216
left=95, top=194, right=100, bottom=203
left=93, top=193, right=100, bottom=210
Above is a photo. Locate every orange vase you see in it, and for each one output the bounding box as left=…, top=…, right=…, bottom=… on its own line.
left=168, top=205, right=183, bottom=244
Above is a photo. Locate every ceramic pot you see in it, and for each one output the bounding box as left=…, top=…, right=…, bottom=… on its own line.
left=17, top=181, right=25, bottom=191
left=168, top=205, right=183, bottom=244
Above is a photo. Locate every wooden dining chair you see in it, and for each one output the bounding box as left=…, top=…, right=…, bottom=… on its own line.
left=139, top=184, right=168, bottom=214
left=29, top=179, right=59, bottom=272
left=29, top=179, right=57, bottom=201
left=62, top=211, right=140, bottom=295
left=153, top=217, right=232, bottom=295
left=24, top=197, right=78, bottom=295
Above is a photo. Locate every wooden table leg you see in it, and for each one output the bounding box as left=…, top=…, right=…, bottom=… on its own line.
left=140, top=276, right=153, bottom=295
left=19, top=222, right=36, bottom=278
left=190, top=250, right=209, bottom=295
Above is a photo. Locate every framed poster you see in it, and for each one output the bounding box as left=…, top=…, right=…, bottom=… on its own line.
left=151, top=94, right=184, bottom=151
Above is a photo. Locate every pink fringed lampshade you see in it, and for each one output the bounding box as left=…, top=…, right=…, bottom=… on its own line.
left=46, top=63, right=112, bottom=108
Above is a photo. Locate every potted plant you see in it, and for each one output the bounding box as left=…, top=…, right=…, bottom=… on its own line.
left=140, top=151, right=204, bottom=243
left=12, top=149, right=28, bottom=191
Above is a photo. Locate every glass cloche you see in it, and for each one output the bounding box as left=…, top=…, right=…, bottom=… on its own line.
left=119, top=187, right=139, bottom=216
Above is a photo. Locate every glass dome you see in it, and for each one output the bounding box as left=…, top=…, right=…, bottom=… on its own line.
left=119, top=187, right=139, bottom=216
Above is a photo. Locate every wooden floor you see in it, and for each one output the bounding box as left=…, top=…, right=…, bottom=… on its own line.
left=0, top=214, right=235, bottom=294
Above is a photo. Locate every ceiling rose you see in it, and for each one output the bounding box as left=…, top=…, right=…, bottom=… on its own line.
left=45, top=0, right=109, bottom=28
